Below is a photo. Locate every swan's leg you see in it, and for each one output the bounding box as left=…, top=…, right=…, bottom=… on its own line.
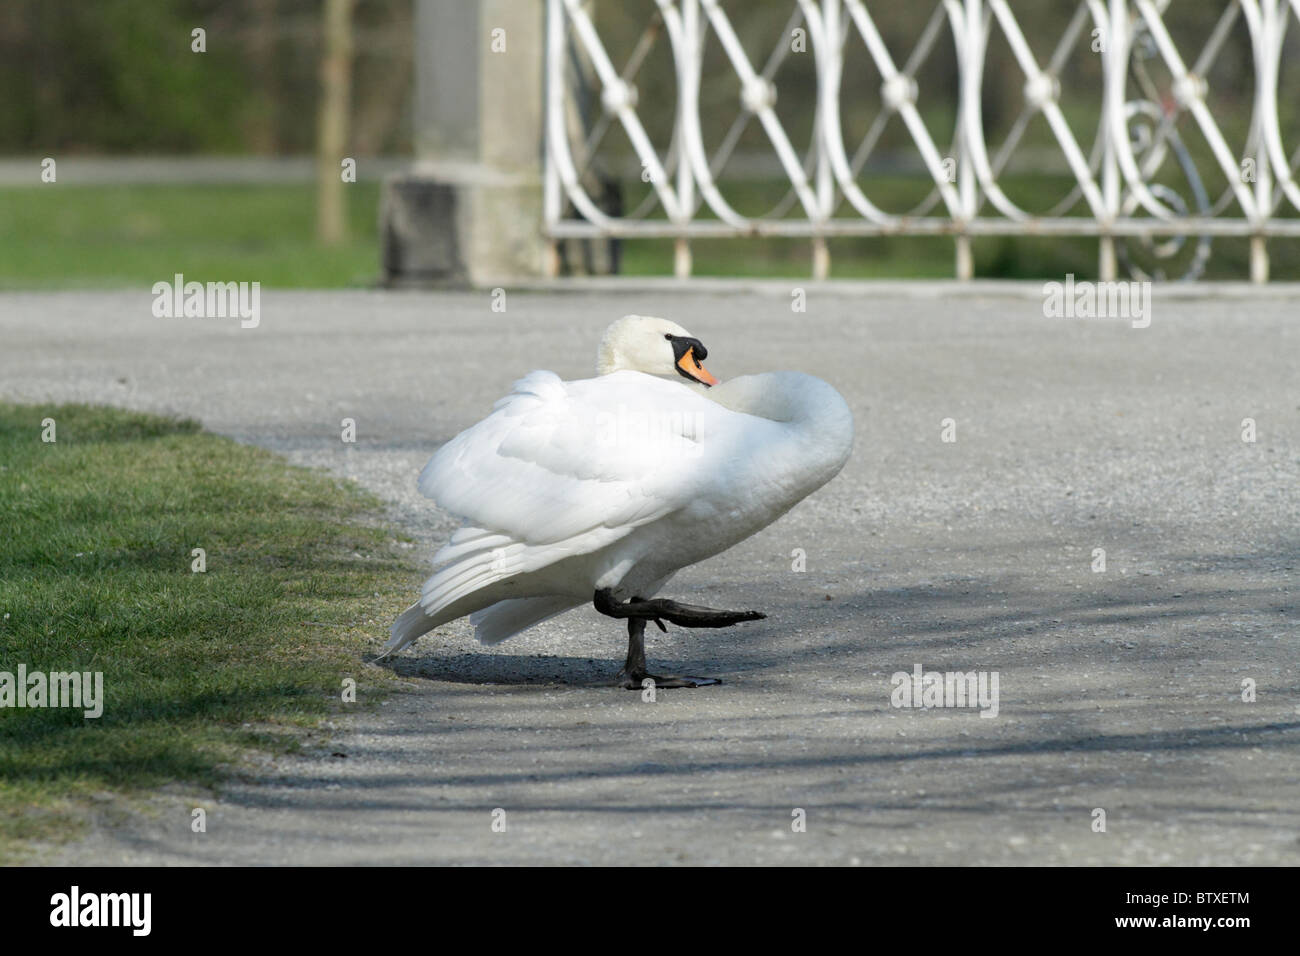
left=616, top=614, right=722, bottom=690
left=621, top=615, right=649, bottom=681
left=597, top=589, right=764, bottom=690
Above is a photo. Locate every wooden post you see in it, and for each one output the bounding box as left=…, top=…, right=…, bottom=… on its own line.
left=317, top=0, right=354, bottom=245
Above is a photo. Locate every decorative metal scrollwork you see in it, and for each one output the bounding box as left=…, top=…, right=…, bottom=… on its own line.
left=543, top=0, right=1300, bottom=280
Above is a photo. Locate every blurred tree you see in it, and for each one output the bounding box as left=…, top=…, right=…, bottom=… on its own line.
left=0, top=0, right=250, bottom=152
left=0, top=0, right=413, bottom=156
left=316, top=0, right=354, bottom=244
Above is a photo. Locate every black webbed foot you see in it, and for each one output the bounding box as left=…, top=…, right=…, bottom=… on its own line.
left=593, top=589, right=765, bottom=629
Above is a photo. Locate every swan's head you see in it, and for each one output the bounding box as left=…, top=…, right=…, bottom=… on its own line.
left=595, top=314, right=720, bottom=387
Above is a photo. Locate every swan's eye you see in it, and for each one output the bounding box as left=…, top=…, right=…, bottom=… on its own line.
left=664, top=333, right=673, bottom=341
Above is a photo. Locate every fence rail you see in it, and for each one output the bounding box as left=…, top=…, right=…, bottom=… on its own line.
left=542, top=0, right=1300, bottom=280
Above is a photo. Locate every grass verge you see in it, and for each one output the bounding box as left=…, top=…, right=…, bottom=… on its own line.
left=0, top=183, right=382, bottom=290
left=0, top=402, right=419, bottom=862
left=3, top=174, right=1282, bottom=289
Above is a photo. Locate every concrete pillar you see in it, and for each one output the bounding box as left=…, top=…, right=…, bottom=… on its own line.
left=382, top=0, right=546, bottom=286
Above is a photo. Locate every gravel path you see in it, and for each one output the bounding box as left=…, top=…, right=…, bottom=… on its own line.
left=3, top=284, right=1297, bottom=865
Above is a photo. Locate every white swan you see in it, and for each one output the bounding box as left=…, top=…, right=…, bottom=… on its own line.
left=386, top=315, right=854, bottom=687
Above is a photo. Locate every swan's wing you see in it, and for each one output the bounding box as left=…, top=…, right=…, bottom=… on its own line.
left=422, top=370, right=719, bottom=542
left=409, top=370, right=725, bottom=618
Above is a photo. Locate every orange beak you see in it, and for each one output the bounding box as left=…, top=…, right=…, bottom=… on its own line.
left=677, top=346, right=719, bottom=387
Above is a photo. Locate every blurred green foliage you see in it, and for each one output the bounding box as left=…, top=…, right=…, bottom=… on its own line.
left=2, top=1, right=254, bottom=152
left=0, top=0, right=412, bottom=155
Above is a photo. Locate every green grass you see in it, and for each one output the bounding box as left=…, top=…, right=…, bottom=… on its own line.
left=3, top=175, right=1297, bottom=288
left=0, top=183, right=382, bottom=289
left=0, top=402, right=419, bottom=861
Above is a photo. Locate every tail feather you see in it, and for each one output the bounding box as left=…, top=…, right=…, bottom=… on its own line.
left=383, top=523, right=579, bottom=656
left=382, top=601, right=447, bottom=656
left=469, top=595, right=583, bottom=645
left=383, top=593, right=583, bottom=657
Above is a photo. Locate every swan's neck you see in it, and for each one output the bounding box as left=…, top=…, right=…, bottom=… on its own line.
left=709, top=371, right=854, bottom=490
left=710, top=372, right=843, bottom=426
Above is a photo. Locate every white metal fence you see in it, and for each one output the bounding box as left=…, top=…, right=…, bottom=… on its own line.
left=543, top=0, right=1300, bottom=280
